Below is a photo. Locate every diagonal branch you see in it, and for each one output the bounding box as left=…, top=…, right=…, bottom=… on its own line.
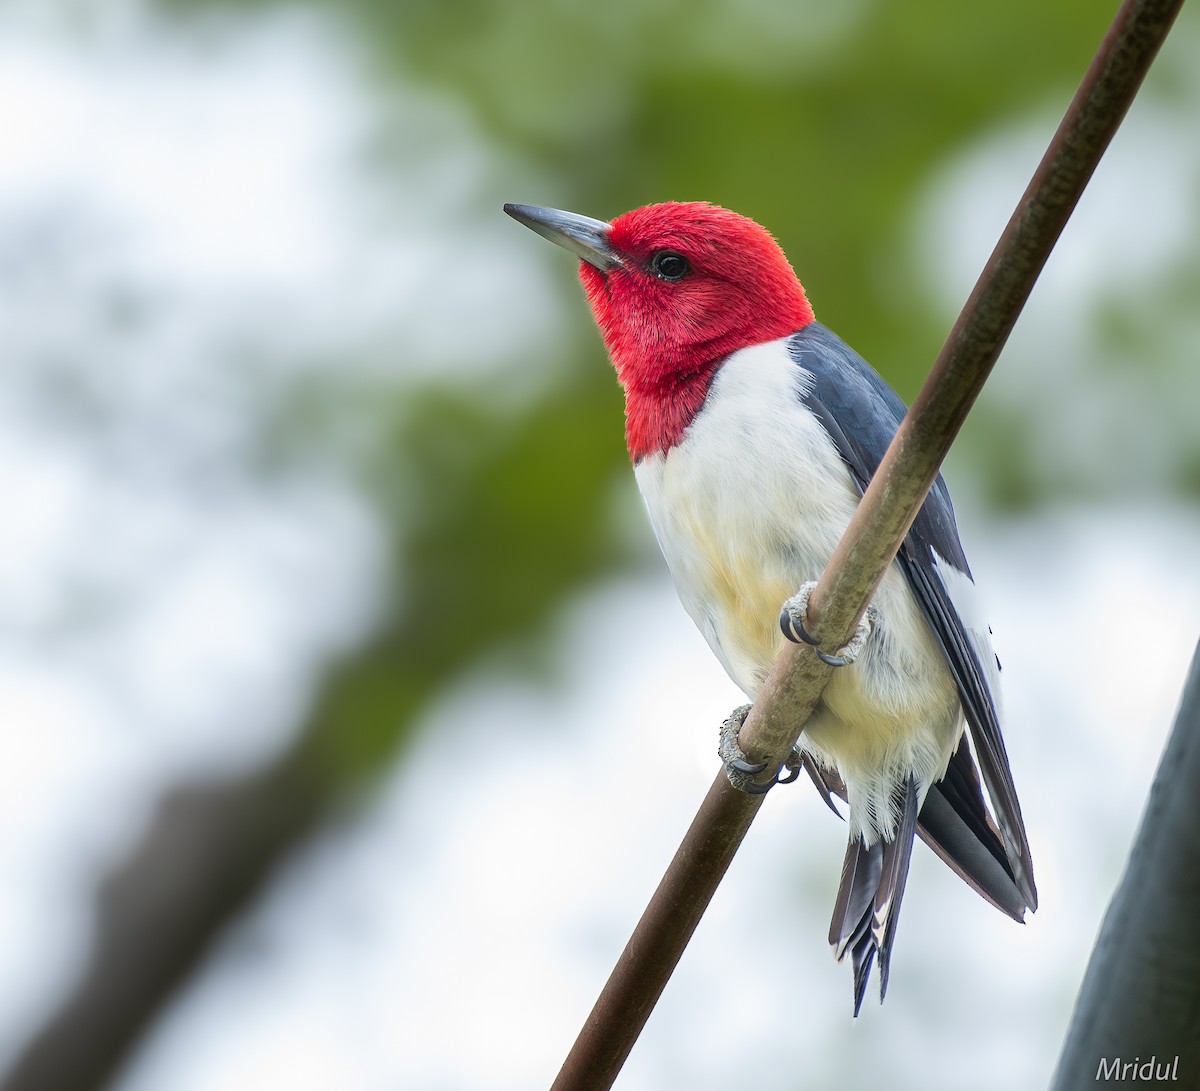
left=549, top=1, right=1184, bottom=1087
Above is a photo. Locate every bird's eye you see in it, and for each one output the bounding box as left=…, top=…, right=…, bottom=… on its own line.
left=650, top=250, right=692, bottom=282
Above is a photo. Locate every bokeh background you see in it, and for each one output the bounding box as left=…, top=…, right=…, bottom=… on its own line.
left=3, top=1, right=1199, bottom=1089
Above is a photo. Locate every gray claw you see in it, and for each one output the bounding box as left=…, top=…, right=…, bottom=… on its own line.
left=779, top=581, right=876, bottom=668
left=718, top=704, right=801, bottom=795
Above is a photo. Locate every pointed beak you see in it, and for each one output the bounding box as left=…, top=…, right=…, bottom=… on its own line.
left=503, top=203, right=622, bottom=272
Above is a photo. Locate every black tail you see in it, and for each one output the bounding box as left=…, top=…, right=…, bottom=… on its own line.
left=822, top=736, right=1033, bottom=1014
left=828, top=773, right=920, bottom=1016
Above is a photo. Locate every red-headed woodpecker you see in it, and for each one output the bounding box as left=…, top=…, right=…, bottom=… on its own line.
left=504, top=200, right=1036, bottom=1014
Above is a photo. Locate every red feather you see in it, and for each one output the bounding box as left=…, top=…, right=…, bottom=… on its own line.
left=578, top=202, right=814, bottom=459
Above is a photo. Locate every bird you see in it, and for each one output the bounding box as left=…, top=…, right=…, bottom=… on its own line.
left=503, top=199, right=1036, bottom=1014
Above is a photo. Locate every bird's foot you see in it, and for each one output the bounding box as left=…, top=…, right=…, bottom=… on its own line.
left=779, top=581, right=877, bottom=667
left=718, top=703, right=801, bottom=795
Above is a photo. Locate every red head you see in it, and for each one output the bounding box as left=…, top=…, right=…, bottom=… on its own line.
left=505, top=201, right=815, bottom=459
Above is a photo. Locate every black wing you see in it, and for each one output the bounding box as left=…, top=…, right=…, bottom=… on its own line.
left=786, top=323, right=1037, bottom=914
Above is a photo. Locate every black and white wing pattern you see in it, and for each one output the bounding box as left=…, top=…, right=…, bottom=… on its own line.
left=787, top=323, right=1037, bottom=916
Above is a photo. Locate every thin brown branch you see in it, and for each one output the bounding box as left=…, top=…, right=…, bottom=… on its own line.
left=549, top=1, right=1184, bottom=1087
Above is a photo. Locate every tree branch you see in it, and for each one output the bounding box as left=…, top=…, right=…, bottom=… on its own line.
left=549, top=1, right=1184, bottom=1087
left=0, top=757, right=325, bottom=1091
left=1049, top=637, right=1200, bottom=1088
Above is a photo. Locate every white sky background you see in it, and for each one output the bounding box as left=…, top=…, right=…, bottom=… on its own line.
left=1, top=4, right=1199, bottom=1090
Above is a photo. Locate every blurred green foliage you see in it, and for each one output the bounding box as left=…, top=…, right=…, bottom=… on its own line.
left=304, top=370, right=630, bottom=781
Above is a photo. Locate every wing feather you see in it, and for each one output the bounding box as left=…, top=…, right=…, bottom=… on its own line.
left=786, top=323, right=1036, bottom=912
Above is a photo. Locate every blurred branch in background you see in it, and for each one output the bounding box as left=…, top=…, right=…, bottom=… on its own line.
left=0, top=376, right=634, bottom=1091
left=1050, top=634, right=1200, bottom=1088
left=0, top=763, right=322, bottom=1091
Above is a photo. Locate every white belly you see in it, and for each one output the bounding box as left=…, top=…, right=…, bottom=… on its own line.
left=633, top=340, right=963, bottom=841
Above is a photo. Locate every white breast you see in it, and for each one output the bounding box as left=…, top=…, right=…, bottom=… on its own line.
left=635, top=340, right=856, bottom=690
left=633, top=338, right=963, bottom=842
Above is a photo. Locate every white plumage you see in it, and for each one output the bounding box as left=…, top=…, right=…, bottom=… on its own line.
left=635, top=337, right=970, bottom=844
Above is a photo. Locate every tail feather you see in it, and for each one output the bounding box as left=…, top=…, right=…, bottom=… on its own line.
left=831, top=839, right=881, bottom=1017
left=828, top=829, right=881, bottom=957
left=849, top=929, right=876, bottom=1017
left=808, top=738, right=1033, bottom=1011
left=830, top=774, right=920, bottom=1015
left=875, top=778, right=919, bottom=999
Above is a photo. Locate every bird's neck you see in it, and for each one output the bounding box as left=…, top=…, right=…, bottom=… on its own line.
left=617, top=318, right=815, bottom=461
left=620, top=356, right=725, bottom=462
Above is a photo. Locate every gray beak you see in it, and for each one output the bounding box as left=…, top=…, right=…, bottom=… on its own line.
left=503, top=203, right=622, bottom=271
